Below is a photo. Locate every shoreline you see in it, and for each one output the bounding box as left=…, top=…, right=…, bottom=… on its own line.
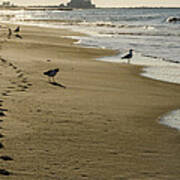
left=47, top=27, right=180, bottom=131
left=0, top=24, right=180, bottom=179
left=2, top=20, right=180, bottom=86
left=160, top=110, right=180, bottom=131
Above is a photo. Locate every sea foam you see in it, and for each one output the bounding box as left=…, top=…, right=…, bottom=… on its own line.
left=160, top=110, right=180, bottom=131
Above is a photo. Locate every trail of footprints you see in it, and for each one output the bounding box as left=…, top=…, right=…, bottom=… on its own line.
left=0, top=57, right=32, bottom=176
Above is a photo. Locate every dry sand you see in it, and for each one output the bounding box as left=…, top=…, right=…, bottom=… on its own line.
left=0, top=25, right=180, bottom=180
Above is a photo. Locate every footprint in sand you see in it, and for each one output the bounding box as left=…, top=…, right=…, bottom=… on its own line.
left=0, top=108, right=8, bottom=112
left=7, top=86, right=15, bottom=89
left=2, top=92, right=8, bottom=96
left=0, top=142, right=4, bottom=149
left=18, top=84, right=28, bottom=91
left=18, top=84, right=26, bottom=88
left=12, top=65, right=17, bottom=69
left=1, top=59, right=32, bottom=92
left=22, top=85, right=28, bottom=89
left=17, top=73, right=23, bottom=78
left=11, top=81, right=16, bottom=85
left=0, top=133, right=4, bottom=138
left=0, top=111, right=6, bottom=117
left=0, top=169, right=11, bottom=176
left=0, top=156, right=13, bottom=161
left=8, top=62, right=13, bottom=67
left=22, top=78, right=28, bottom=83
left=81, top=174, right=88, bottom=178
left=8, top=62, right=17, bottom=70
left=5, top=90, right=11, bottom=94
left=0, top=58, right=7, bottom=63
left=0, top=59, right=32, bottom=176
left=27, top=83, right=32, bottom=87
left=16, top=69, right=22, bottom=73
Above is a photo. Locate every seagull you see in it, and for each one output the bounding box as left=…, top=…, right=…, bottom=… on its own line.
left=121, top=49, right=134, bottom=64
left=14, top=26, right=20, bottom=33
left=43, top=68, right=59, bottom=82
left=7, top=26, right=23, bottom=39
left=14, top=26, right=22, bottom=39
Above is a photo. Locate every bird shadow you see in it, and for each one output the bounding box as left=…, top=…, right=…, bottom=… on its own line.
left=49, top=82, right=66, bottom=89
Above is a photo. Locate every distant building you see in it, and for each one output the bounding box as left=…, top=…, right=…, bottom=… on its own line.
left=0, top=1, right=15, bottom=7
left=2, top=1, right=11, bottom=6
left=61, top=0, right=95, bottom=9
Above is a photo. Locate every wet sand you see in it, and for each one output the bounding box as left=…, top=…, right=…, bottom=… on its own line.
left=0, top=25, right=180, bottom=179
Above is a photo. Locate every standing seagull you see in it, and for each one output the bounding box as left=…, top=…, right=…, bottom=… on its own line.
left=14, top=26, right=23, bottom=39
left=121, top=49, right=134, bottom=64
left=43, top=68, right=59, bottom=82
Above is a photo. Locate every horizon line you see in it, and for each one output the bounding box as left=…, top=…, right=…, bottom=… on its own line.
left=12, top=5, right=180, bottom=8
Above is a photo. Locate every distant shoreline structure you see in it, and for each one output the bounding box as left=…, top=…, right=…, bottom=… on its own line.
left=60, top=0, right=96, bottom=9
left=0, top=6, right=73, bottom=11
left=0, top=4, right=180, bottom=11
left=0, top=0, right=96, bottom=10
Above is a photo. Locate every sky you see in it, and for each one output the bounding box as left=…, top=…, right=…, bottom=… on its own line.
left=1, top=0, right=180, bottom=7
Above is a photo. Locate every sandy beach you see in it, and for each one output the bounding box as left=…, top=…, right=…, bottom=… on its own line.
left=0, top=25, right=180, bottom=179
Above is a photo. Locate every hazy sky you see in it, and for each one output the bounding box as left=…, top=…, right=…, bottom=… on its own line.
left=1, top=0, right=180, bottom=7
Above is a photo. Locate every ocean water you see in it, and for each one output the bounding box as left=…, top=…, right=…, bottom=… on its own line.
left=0, top=8, right=180, bottom=130
left=160, top=110, right=180, bottom=131
left=1, top=8, right=180, bottom=83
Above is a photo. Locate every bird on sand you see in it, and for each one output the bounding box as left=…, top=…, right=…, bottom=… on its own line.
left=43, top=68, right=59, bottom=82
left=14, top=26, right=22, bottom=39
left=121, top=49, right=134, bottom=64
left=14, top=26, right=20, bottom=33
left=7, top=26, right=22, bottom=39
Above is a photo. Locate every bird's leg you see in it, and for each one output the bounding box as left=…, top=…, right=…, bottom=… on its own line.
left=128, top=59, right=130, bottom=64
left=48, top=77, right=51, bottom=82
left=7, top=33, right=11, bottom=39
left=53, top=77, right=55, bottom=82
left=7, top=28, right=12, bottom=39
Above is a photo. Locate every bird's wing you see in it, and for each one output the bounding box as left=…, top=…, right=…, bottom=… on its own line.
left=44, top=70, right=50, bottom=75
left=44, top=69, right=53, bottom=75
left=121, top=53, right=130, bottom=59
left=14, top=26, right=20, bottom=32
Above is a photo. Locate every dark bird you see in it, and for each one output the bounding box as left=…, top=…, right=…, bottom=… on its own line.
left=121, top=49, right=134, bottom=64
left=43, top=68, right=59, bottom=82
left=15, top=34, right=23, bottom=39
left=14, top=26, right=20, bottom=33
left=7, top=26, right=22, bottom=39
